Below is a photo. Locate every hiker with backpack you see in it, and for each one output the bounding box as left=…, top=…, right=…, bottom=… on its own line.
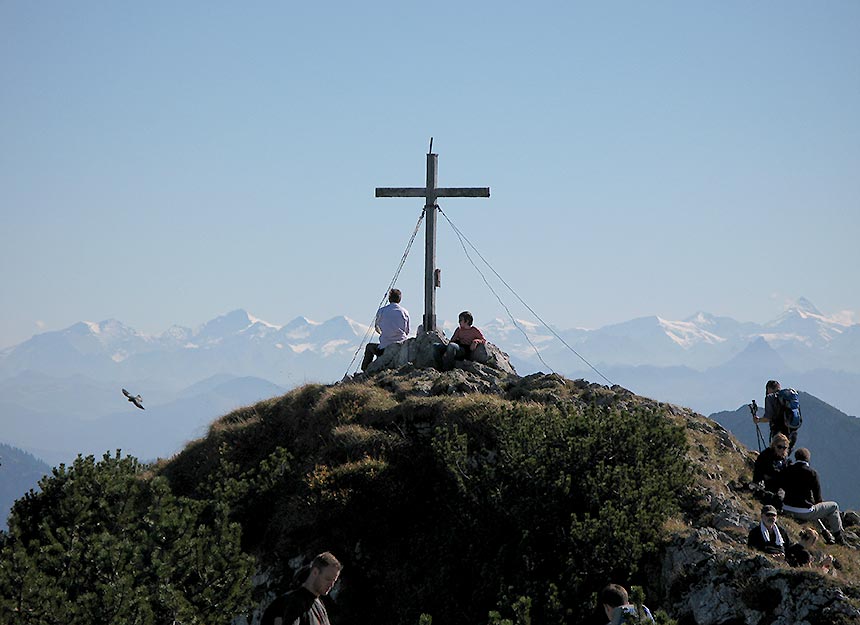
left=753, top=380, right=802, bottom=453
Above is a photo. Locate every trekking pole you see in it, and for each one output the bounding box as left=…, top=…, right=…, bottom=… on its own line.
left=750, top=399, right=765, bottom=452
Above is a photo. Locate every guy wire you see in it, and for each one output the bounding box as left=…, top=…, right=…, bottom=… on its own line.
left=438, top=208, right=614, bottom=386
left=344, top=208, right=426, bottom=377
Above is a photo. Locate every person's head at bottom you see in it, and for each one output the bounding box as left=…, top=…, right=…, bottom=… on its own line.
left=303, top=552, right=342, bottom=597
left=600, top=583, right=628, bottom=621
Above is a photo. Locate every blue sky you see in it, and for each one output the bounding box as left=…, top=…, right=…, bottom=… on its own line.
left=2, top=2, right=859, bottom=349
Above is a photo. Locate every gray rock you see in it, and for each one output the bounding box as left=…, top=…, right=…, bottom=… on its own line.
left=470, top=341, right=517, bottom=375
left=364, top=330, right=517, bottom=376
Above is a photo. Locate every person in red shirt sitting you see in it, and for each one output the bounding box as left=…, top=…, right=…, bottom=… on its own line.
left=440, top=310, right=486, bottom=371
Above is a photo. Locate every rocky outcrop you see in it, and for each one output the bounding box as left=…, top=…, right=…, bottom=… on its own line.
left=363, top=330, right=517, bottom=376
left=660, top=528, right=860, bottom=625
left=658, top=407, right=860, bottom=624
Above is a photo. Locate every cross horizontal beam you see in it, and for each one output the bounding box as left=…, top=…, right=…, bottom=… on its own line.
left=376, top=187, right=490, bottom=198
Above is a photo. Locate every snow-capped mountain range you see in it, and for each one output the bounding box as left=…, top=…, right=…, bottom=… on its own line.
left=1, top=298, right=858, bottom=467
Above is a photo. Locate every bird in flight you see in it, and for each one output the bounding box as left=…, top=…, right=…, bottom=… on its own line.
left=122, top=388, right=145, bottom=410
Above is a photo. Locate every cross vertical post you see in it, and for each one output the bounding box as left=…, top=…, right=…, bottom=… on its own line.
left=376, top=147, right=489, bottom=333
left=424, top=153, right=438, bottom=332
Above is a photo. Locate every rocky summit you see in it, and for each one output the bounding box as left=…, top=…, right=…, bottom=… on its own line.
left=361, top=330, right=518, bottom=376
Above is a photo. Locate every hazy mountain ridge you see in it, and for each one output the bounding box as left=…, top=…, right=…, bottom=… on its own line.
left=2, top=298, right=855, bottom=385
left=2, top=374, right=287, bottom=467
left=0, top=442, right=51, bottom=529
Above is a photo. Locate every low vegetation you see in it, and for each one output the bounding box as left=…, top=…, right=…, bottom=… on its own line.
left=2, top=374, right=696, bottom=624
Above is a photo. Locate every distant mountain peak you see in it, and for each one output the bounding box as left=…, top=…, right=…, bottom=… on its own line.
left=283, top=316, right=321, bottom=328
left=785, top=296, right=822, bottom=317
left=195, top=309, right=258, bottom=341
left=687, top=311, right=715, bottom=325
left=246, top=313, right=280, bottom=330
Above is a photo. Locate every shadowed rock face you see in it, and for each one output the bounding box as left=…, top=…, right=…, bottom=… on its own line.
left=364, top=330, right=517, bottom=376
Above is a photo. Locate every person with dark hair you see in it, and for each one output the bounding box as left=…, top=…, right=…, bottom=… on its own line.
left=753, top=380, right=798, bottom=452
left=747, top=504, right=790, bottom=556
left=599, top=584, right=655, bottom=625
left=439, top=310, right=486, bottom=371
left=261, top=552, right=342, bottom=625
left=362, top=289, right=410, bottom=371
left=751, top=432, right=791, bottom=508
left=779, top=448, right=846, bottom=545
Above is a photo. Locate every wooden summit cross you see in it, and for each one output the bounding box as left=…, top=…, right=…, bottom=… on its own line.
left=376, top=144, right=490, bottom=333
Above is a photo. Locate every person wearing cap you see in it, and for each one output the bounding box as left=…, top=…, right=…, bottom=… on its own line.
left=748, top=505, right=791, bottom=556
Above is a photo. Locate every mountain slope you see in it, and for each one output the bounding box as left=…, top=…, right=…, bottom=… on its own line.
left=0, top=443, right=50, bottom=529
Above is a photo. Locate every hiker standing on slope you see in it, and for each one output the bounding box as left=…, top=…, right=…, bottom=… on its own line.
left=753, top=380, right=798, bottom=453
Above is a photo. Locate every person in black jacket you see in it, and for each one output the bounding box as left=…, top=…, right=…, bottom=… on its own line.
left=751, top=433, right=791, bottom=508
left=747, top=504, right=791, bottom=557
left=262, top=552, right=342, bottom=625
left=779, top=448, right=846, bottom=545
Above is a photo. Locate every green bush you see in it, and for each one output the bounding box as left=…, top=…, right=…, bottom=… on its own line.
left=0, top=451, right=255, bottom=625
left=252, top=397, right=690, bottom=625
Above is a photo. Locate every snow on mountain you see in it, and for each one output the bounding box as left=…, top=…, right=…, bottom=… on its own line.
left=316, top=316, right=366, bottom=340
left=62, top=319, right=152, bottom=355
left=2, top=299, right=858, bottom=391
left=656, top=317, right=726, bottom=349
left=158, top=325, right=194, bottom=348
left=682, top=312, right=759, bottom=341
left=193, top=309, right=259, bottom=345
left=763, top=298, right=850, bottom=346
left=246, top=313, right=280, bottom=329
left=280, top=316, right=321, bottom=340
